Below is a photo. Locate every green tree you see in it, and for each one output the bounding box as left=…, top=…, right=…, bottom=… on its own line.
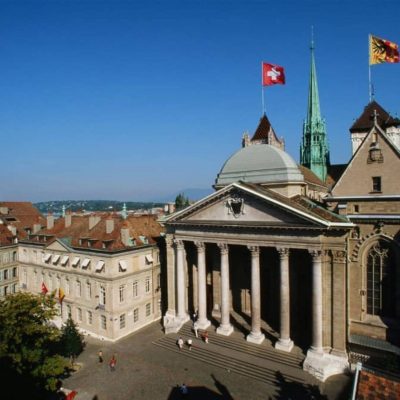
left=0, top=292, right=68, bottom=399
left=59, top=316, right=85, bottom=365
left=175, top=193, right=190, bottom=210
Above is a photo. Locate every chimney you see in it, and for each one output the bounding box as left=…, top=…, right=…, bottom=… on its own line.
left=89, top=214, right=101, bottom=230
left=167, top=202, right=175, bottom=214
left=7, top=224, right=17, bottom=236
left=47, top=213, right=54, bottom=230
left=106, top=217, right=114, bottom=234
left=121, top=223, right=131, bottom=246
left=65, top=211, right=72, bottom=228
left=0, top=206, right=9, bottom=215
left=33, top=217, right=41, bottom=233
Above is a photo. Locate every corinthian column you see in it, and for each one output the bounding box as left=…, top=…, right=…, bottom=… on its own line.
left=246, top=246, right=265, bottom=344
left=309, top=249, right=323, bottom=353
left=174, top=239, right=188, bottom=321
left=195, top=241, right=210, bottom=330
left=216, top=243, right=233, bottom=336
left=275, top=247, right=294, bottom=352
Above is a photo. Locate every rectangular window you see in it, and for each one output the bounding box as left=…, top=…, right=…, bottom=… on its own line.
left=133, top=281, right=138, bottom=297
left=146, top=302, right=151, bottom=317
left=133, top=308, right=139, bottom=323
left=86, top=282, right=92, bottom=299
left=372, top=176, right=382, bottom=192
left=77, top=281, right=82, bottom=297
left=77, top=308, right=82, bottom=322
left=120, top=314, right=126, bottom=329
left=119, top=285, right=125, bottom=303
left=101, top=315, right=107, bottom=330
left=67, top=305, right=72, bottom=318
left=4, top=269, right=8, bottom=280
left=12, top=267, right=17, bottom=278
left=87, top=311, right=93, bottom=325
left=354, top=204, right=359, bottom=213
left=4, top=286, right=8, bottom=295
left=145, top=277, right=151, bottom=294
left=100, top=286, right=106, bottom=305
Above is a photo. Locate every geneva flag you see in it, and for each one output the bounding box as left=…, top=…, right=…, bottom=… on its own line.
left=262, top=63, right=285, bottom=86
left=370, top=35, right=399, bottom=64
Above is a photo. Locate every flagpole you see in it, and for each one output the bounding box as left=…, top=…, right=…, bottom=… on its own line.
left=368, top=34, right=372, bottom=102
left=261, top=62, right=265, bottom=114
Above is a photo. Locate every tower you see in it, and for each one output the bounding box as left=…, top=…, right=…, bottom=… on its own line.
left=300, top=37, right=330, bottom=182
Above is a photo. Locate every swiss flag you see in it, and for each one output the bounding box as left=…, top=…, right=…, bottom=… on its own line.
left=262, top=63, right=285, bottom=86
left=41, top=282, right=48, bottom=295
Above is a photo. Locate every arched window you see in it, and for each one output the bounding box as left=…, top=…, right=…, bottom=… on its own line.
left=366, top=241, right=395, bottom=317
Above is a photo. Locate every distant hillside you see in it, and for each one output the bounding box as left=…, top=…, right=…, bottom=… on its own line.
left=34, top=200, right=164, bottom=214
left=157, top=188, right=213, bottom=203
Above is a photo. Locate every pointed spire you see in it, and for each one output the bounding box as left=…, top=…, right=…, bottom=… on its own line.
left=62, top=205, right=66, bottom=218
left=121, top=203, right=127, bottom=220
left=300, top=30, right=330, bottom=182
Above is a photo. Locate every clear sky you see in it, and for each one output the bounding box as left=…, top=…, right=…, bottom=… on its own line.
left=1, top=0, right=399, bottom=202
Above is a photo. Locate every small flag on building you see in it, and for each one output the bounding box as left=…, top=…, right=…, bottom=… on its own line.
left=370, top=35, right=399, bottom=64
left=262, top=63, right=285, bottom=86
left=58, top=288, right=65, bottom=304
left=41, top=282, right=48, bottom=295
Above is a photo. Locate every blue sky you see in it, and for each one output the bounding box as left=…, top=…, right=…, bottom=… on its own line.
left=1, top=0, right=399, bottom=202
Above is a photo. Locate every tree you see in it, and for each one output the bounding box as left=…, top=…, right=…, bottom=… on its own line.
left=59, top=316, right=85, bottom=365
left=175, top=193, right=190, bottom=210
left=0, top=292, right=68, bottom=399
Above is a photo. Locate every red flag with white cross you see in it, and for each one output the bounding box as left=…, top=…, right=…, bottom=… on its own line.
left=262, top=63, right=285, bottom=86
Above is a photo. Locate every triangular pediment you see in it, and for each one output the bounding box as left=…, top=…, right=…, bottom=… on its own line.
left=332, top=124, right=400, bottom=197
left=45, top=238, right=71, bottom=252
left=167, top=183, right=340, bottom=228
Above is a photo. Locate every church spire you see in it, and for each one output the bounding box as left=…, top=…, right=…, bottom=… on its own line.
left=300, top=32, right=330, bottom=182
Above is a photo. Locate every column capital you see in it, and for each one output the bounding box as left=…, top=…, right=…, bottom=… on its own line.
left=247, top=245, right=259, bottom=256
left=174, top=239, right=184, bottom=250
left=218, top=243, right=229, bottom=255
left=277, top=247, right=289, bottom=259
left=194, top=241, right=205, bottom=252
left=309, top=249, right=322, bottom=260
left=330, top=249, right=346, bottom=263
left=165, top=234, right=174, bottom=247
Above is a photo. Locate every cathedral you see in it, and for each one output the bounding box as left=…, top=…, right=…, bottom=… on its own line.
left=163, top=43, right=400, bottom=381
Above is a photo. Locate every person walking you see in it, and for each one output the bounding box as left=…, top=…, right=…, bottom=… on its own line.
left=193, top=323, right=199, bottom=338
left=177, top=337, right=184, bottom=350
left=109, top=354, right=117, bottom=371
left=187, top=338, right=193, bottom=350
left=98, top=350, right=103, bottom=363
left=202, top=330, right=209, bottom=344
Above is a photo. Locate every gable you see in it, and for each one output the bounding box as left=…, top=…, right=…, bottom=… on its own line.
left=332, top=127, right=400, bottom=197
left=45, top=239, right=70, bottom=252
left=174, top=187, right=322, bottom=227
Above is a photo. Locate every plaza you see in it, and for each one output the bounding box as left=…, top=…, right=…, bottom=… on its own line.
left=63, top=319, right=352, bottom=400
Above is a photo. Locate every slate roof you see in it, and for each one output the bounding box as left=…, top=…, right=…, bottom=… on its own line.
left=350, top=100, right=400, bottom=133
left=24, top=213, right=164, bottom=252
left=0, top=202, right=45, bottom=239
left=299, top=165, right=327, bottom=188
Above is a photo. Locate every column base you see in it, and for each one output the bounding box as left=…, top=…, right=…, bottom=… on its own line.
left=246, top=331, right=265, bottom=344
left=163, top=313, right=190, bottom=334
left=303, top=348, right=349, bottom=382
left=275, top=338, right=294, bottom=352
left=216, top=323, right=234, bottom=336
left=195, top=319, right=211, bottom=331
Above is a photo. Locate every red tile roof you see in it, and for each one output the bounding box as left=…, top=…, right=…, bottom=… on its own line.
left=25, top=213, right=164, bottom=251
left=0, top=224, right=15, bottom=247
left=0, top=202, right=45, bottom=240
left=251, top=114, right=284, bottom=148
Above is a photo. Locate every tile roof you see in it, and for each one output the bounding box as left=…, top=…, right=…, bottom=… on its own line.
left=299, top=165, right=327, bottom=187
left=0, top=224, right=15, bottom=247
left=350, top=100, right=400, bottom=133
left=0, top=202, right=45, bottom=240
left=24, top=213, right=164, bottom=251
left=251, top=114, right=284, bottom=148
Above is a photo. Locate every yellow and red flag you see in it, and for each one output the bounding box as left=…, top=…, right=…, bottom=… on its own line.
left=58, top=287, right=65, bottom=304
left=370, top=35, right=399, bottom=64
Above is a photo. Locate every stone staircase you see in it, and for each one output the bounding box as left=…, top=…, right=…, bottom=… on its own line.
left=153, top=323, right=313, bottom=386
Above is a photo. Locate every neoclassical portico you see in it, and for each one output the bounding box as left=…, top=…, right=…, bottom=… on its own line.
left=163, top=182, right=353, bottom=381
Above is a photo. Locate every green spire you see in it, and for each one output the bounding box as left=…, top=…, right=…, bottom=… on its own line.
left=300, top=33, right=330, bottom=182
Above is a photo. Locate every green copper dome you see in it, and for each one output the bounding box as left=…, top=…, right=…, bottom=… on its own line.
left=215, top=144, right=304, bottom=187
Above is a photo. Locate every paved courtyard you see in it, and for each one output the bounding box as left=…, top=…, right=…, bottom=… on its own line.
left=63, top=321, right=353, bottom=400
